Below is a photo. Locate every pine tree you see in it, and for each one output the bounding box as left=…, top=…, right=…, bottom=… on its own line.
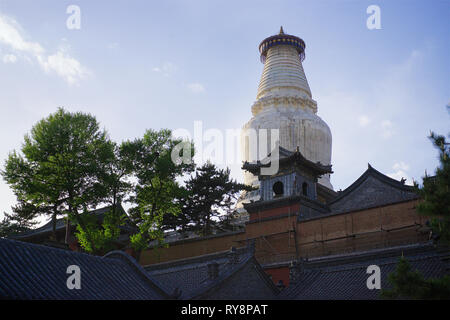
left=415, top=132, right=450, bottom=243
left=2, top=108, right=117, bottom=252
left=171, top=162, right=254, bottom=236
left=0, top=202, right=38, bottom=238
left=124, top=129, right=195, bottom=254
left=381, top=257, right=450, bottom=299
left=382, top=130, right=450, bottom=300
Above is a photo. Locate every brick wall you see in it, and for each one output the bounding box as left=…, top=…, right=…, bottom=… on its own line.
left=140, top=199, right=429, bottom=279
left=249, top=203, right=300, bottom=222
left=140, top=231, right=246, bottom=266
left=296, top=199, right=428, bottom=258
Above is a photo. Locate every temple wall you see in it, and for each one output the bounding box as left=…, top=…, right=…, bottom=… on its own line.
left=296, top=199, right=427, bottom=258
left=140, top=199, right=428, bottom=269
left=139, top=231, right=246, bottom=266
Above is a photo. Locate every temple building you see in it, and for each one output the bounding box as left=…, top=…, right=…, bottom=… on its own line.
left=5, top=28, right=449, bottom=299
left=138, top=28, right=439, bottom=289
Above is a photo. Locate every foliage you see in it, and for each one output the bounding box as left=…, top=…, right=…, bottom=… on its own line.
left=1, top=108, right=117, bottom=252
left=2, top=108, right=255, bottom=255
left=124, top=129, right=194, bottom=252
left=167, top=162, right=254, bottom=236
left=74, top=207, right=126, bottom=254
left=415, top=132, right=450, bottom=243
left=0, top=202, right=39, bottom=238
left=383, top=130, right=450, bottom=300
left=381, top=256, right=450, bottom=299
left=71, top=140, right=136, bottom=254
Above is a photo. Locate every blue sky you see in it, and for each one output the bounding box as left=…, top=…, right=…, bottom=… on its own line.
left=0, top=0, right=449, bottom=220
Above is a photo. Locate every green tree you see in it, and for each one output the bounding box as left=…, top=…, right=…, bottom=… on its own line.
left=74, top=141, right=135, bottom=254
left=415, top=132, right=450, bottom=243
left=171, top=162, right=254, bottom=236
left=381, top=256, right=450, bottom=299
left=382, top=130, right=450, bottom=300
left=0, top=202, right=38, bottom=238
left=74, top=207, right=126, bottom=254
left=124, top=129, right=194, bottom=255
left=2, top=108, right=116, bottom=252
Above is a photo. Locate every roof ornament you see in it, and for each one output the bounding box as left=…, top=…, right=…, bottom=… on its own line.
left=276, top=280, right=286, bottom=290
left=207, top=262, right=219, bottom=280
left=228, top=246, right=239, bottom=264
left=247, top=239, right=256, bottom=255
left=279, top=26, right=284, bottom=34
left=171, top=287, right=182, bottom=299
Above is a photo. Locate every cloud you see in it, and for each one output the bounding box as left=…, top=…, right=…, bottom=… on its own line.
left=0, top=15, right=44, bottom=55
left=0, top=14, right=90, bottom=85
left=2, top=53, right=16, bottom=63
left=152, top=62, right=177, bottom=77
left=187, top=82, right=205, bottom=94
left=393, top=161, right=410, bottom=171
left=107, top=42, right=119, bottom=49
left=358, top=115, right=370, bottom=127
left=388, top=161, right=413, bottom=185
left=388, top=169, right=412, bottom=185
left=381, top=120, right=394, bottom=138
left=37, top=48, right=90, bottom=85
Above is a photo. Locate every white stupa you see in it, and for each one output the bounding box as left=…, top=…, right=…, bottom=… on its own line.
left=241, top=27, right=333, bottom=204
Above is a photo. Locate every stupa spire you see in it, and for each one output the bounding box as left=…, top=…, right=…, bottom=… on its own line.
left=256, top=28, right=311, bottom=101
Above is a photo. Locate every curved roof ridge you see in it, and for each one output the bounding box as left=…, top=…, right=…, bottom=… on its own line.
left=144, top=245, right=249, bottom=270
left=102, top=250, right=171, bottom=298
left=0, top=238, right=169, bottom=299
left=186, top=252, right=254, bottom=299
left=187, top=249, right=279, bottom=299
left=367, top=164, right=416, bottom=190
left=242, top=145, right=332, bottom=175
left=329, top=164, right=416, bottom=205
left=9, top=204, right=129, bottom=240
left=303, top=242, right=436, bottom=271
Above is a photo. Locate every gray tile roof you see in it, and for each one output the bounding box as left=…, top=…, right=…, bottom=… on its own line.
left=0, top=238, right=170, bottom=300
left=9, top=204, right=134, bottom=241
left=281, top=242, right=450, bottom=300
left=329, top=164, right=418, bottom=214
left=145, top=246, right=250, bottom=298
left=243, top=163, right=419, bottom=224
left=144, top=243, right=279, bottom=299
left=242, top=146, right=332, bottom=176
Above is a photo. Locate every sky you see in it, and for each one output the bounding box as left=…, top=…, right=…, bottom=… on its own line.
left=0, top=0, right=448, bottom=222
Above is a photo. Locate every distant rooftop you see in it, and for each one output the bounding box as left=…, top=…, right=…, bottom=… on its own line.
left=281, top=242, right=450, bottom=300
left=0, top=238, right=170, bottom=300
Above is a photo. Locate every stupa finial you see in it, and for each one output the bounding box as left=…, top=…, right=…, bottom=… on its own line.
left=259, top=26, right=306, bottom=62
